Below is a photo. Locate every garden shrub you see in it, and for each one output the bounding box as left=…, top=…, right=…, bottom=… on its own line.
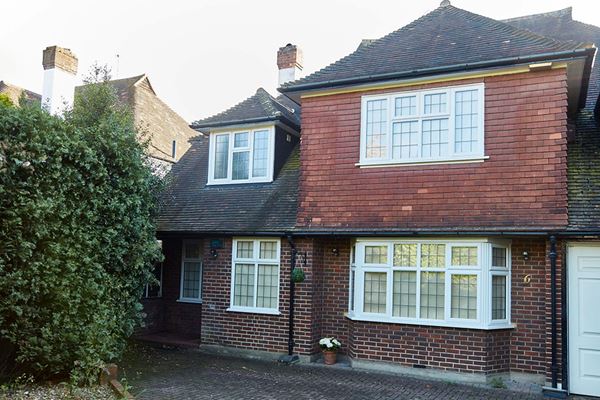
left=0, top=68, right=163, bottom=383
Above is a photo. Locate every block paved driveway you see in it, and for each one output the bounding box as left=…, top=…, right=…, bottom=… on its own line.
left=121, top=344, right=543, bottom=400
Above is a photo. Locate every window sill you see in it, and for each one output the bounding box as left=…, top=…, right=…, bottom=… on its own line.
left=355, top=156, right=489, bottom=169
left=344, top=312, right=514, bottom=330
left=177, top=298, right=203, bottom=304
left=207, top=178, right=273, bottom=186
left=226, top=307, right=281, bottom=316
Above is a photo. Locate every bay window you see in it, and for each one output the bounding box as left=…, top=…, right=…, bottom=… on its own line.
left=228, top=238, right=281, bottom=314
left=359, top=83, right=485, bottom=166
left=208, top=126, right=274, bottom=184
left=348, top=239, right=511, bottom=329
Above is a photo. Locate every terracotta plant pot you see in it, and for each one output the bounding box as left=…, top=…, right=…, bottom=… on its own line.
left=323, top=350, right=337, bottom=365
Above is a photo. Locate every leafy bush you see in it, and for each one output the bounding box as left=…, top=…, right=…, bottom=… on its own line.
left=0, top=94, right=13, bottom=108
left=0, top=68, right=163, bottom=383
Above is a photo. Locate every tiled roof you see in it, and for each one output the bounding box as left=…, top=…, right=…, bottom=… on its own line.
left=191, top=88, right=300, bottom=131
left=0, top=81, right=41, bottom=105
left=280, top=4, right=590, bottom=92
left=567, top=111, right=600, bottom=230
left=157, top=135, right=299, bottom=233
left=504, top=8, right=600, bottom=111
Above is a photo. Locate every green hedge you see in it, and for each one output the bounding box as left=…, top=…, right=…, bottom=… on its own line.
left=0, top=73, right=163, bottom=383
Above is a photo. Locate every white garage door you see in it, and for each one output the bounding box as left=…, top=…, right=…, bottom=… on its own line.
left=568, top=244, right=600, bottom=397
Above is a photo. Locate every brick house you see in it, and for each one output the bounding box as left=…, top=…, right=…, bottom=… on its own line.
left=146, top=3, right=600, bottom=397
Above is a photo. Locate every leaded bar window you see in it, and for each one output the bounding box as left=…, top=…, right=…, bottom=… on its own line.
left=180, top=241, right=203, bottom=302
left=350, top=240, right=511, bottom=329
left=360, top=84, right=485, bottom=165
left=230, top=239, right=280, bottom=313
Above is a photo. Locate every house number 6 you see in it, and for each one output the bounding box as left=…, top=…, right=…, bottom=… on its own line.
left=523, top=274, right=531, bottom=285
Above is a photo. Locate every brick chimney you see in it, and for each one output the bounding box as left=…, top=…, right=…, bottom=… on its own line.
left=41, top=46, right=78, bottom=115
left=277, top=43, right=303, bottom=86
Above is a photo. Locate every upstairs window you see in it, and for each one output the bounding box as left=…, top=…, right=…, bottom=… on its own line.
left=360, top=83, right=485, bottom=166
left=208, top=126, right=274, bottom=184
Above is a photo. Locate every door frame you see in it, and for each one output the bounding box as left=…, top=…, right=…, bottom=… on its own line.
left=566, top=242, right=600, bottom=396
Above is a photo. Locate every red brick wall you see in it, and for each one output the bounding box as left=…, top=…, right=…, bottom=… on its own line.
left=298, top=69, right=568, bottom=229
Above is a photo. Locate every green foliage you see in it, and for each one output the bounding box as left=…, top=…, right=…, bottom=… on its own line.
left=0, top=66, right=163, bottom=384
left=0, top=94, right=13, bottom=108
left=489, top=377, right=506, bottom=389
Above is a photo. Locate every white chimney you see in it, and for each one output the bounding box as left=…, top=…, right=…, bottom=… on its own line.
left=42, top=46, right=78, bottom=115
left=277, top=43, right=303, bottom=86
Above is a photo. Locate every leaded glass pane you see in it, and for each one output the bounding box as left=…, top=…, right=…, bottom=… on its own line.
left=492, top=247, right=507, bottom=267
left=232, top=151, right=249, bottom=180
left=259, top=241, right=277, bottom=260
left=451, top=246, right=478, bottom=266
left=421, top=118, right=449, bottom=158
left=252, top=130, right=269, bottom=177
left=395, top=95, right=416, bottom=117
left=233, top=263, right=255, bottom=307
left=364, top=245, right=388, bottom=264
left=185, top=242, right=201, bottom=259
left=364, top=272, right=387, bottom=313
left=421, top=244, right=445, bottom=268
left=214, top=134, right=229, bottom=179
left=451, top=274, right=477, bottom=319
left=492, top=275, right=507, bottom=320
left=392, top=121, right=419, bottom=159
left=365, top=99, right=388, bottom=159
left=236, top=241, right=253, bottom=259
left=393, top=244, right=417, bottom=267
left=393, top=271, right=417, bottom=317
left=454, top=89, right=478, bottom=153
left=420, top=272, right=445, bottom=319
left=256, top=264, right=278, bottom=308
left=234, top=132, right=249, bottom=148
left=424, top=93, right=447, bottom=114
left=182, top=261, right=201, bottom=299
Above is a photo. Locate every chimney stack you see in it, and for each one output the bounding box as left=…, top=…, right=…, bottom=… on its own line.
left=42, top=46, right=78, bottom=115
left=277, top=43, right=303, bottom=86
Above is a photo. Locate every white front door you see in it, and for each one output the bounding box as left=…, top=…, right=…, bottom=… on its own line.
left=568, top=244, right=600, bottom=397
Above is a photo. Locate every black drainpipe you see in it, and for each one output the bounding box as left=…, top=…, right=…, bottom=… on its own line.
left=550, top=235, right=558, bottom=388
left=560, top=243, right=568, bottom=392
left=279, top=234, right=299, bottom=364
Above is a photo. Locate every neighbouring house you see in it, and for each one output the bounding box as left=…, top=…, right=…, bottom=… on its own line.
left=144, top=3, right=600, bottom=398
left=0, top=81, right=41, bottom=106
left=2, top=46, right=196, bottom=171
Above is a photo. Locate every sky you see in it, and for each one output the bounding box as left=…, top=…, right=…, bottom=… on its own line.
left=2, top=0, right=600, bottom=122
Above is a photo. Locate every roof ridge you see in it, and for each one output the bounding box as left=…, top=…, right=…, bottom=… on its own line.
left=255, top=87, right=281, bottom=117
left=503, top=7, right=572, bottom=23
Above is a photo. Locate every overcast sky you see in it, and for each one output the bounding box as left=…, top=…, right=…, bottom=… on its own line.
left=2, top=0, right=599, bottom=122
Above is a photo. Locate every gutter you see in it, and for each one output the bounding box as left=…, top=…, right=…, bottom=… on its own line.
left=279, top=48, right=595, bottom=93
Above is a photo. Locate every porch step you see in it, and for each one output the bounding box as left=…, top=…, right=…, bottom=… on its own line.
left=134, top=331, right=201, bottom=349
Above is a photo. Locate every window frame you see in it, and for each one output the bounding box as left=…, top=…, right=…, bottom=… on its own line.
left=207, top=125, right=275, bottom=185
left=178, top=240, right=203, bottom=303
left=144, top=262, right=163, bottom=298
left=348, top=238, right=512, bottom=330
left=359, top=83, right=486, bottom=167
left=228, top=238, right=281, bottom=315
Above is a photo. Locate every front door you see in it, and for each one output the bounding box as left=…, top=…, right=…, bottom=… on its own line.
left=568, top=244, right=600, bottom=397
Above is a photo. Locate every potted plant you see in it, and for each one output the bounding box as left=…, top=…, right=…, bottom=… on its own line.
left=319, top=337, right=341, bottom=365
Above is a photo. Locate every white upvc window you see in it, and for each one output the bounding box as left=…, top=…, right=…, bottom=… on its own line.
left=359, top=83, right=485, bottom=166
left=179, top=241, right=203, bottom=303
left=207, top=126, right=275, bottom=185
left=228, top=238, right=281, bottom=315
left=348, top=239, right=511, bottom=329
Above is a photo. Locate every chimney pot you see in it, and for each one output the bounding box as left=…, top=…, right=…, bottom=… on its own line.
left=277, top=44, right=303, bottom=86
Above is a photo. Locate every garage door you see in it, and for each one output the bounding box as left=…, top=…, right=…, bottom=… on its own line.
left=568, top=244, right=600, bottom=397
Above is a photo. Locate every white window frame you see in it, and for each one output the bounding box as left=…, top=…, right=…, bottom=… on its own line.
left=228, top=238, right=281, bottom=315
left=358, top=83, right=486, bottom=167
left=178, top=240, right=203, bottom=303
left=207, top=125, right=275, bottom=185
left=348, top=238, right=512, bottom=330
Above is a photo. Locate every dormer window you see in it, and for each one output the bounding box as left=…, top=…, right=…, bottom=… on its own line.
left=208, top=126, right=275, bottom=184
left=359, top=83, right=485, bottom=166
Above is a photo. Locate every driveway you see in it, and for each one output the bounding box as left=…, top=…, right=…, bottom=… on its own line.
left=120, top=343, right=543, bottom=400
